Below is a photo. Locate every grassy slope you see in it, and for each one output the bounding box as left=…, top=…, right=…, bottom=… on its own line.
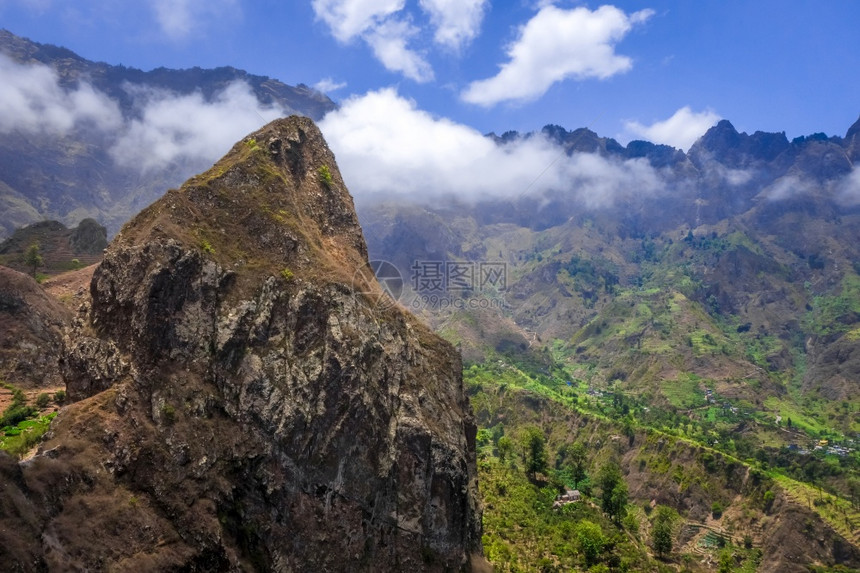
left=465, top=358, right=860, bottom=571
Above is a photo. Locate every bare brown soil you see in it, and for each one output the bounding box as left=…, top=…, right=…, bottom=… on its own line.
left=41, top=264, right=97, bottom=310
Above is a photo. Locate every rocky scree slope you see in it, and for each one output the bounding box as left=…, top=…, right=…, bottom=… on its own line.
left=0, top=117, right=483, bottom=571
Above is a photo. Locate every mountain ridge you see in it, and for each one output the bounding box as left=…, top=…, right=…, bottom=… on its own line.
left=359, top=113, right=860, bottom=496
left=0, top=29, right=337, bottom=239
left=0, top=29, right=335, bottom=119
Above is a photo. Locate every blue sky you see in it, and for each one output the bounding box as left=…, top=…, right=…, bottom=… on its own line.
left=2, top=0, right=859, bottom=146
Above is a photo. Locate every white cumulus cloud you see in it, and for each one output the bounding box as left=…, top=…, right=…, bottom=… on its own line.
left=312, top=0, right=432, bottom=82
left=461, top=5, right=653, bottom=106
left=112, top=82, right=285, bottom=172
left=364, top=19, right=434, bottom=82
left=0, top=54, right=122, bottom=134
left=0, top=55, right=291, bottom=174
left=419, top=0, right=488, bottom=51
left=625, top=106, right=721, bottom=151
left=311, top=0, right=404, bottom=41
left=319, top=88, right=662, bottom=206
left=313, top=77, right=348, bottom=93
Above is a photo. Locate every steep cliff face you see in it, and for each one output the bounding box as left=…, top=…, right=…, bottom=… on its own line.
left=2, top=117, right=483, bottom=571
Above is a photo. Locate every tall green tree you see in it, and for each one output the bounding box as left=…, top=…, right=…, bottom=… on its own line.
left=598, top=461, right=621, bottom=506
left=608, top=480, right=629, bottom=524
left=575, top=520, right=605, bottom=566
left=652, top=505, right=675, bottom=558
left=496, top=435, right=513, bottom=463
left=576, top=519, right=606, bottom=566
left=24, top=243, right=43, bottom=277
left=559, top=441, right=588, bottom=488
left=598, top=461, right=628, bottom=524
left=520, top=426, right=547, bottom=479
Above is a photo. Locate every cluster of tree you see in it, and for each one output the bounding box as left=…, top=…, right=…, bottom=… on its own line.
left=556, top=441, right=587, bottom=488
left=631, top=237, right=660, bottom=263
left=485, top=424, right=702, bottom=567
left=753, top=444, right=858, bottom=495
left=509, top=427, right=634, bottom=526
left=564, top=254, right=619, bottom=297
left=683, top=230, right=730, bottom=253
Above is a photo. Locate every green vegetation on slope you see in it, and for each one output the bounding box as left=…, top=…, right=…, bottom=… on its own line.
left=0, top=381, right=58, bottom=458
left=479, top=455, right=659, bottom=572
left=804, top=275, right=860, bottom=337
left=465, top=357, right=860, bottom=567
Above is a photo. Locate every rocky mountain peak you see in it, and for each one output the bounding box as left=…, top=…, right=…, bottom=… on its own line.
left=4, top=117, right=484, bottom=571
left=110, top=116, right=368, bottom=287
left=541, top=124, right=625, bottom=155
left=689, top=119, right=796, bottom=169
left=689, top=119, right=741, bottom=159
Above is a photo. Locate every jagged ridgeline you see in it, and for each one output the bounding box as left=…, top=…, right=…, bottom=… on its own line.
left=1, top=117, right=485, bottom=571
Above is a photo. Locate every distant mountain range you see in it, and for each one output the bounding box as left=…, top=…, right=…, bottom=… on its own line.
left=0, top=30, right=336, bottom=238
left=475, top=115, right=860, bottom=232
left=361, top=112, right=860, bottom=459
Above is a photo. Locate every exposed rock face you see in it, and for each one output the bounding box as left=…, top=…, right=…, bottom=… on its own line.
left=0, top=266, right=71, bottom=388
left=2, top=117, right=483, bottom=571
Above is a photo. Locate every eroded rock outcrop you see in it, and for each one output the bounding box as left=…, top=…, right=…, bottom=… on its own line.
left=0, top=266, right=71, bottom=388
left=1, top=117, right=483, bottom=571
